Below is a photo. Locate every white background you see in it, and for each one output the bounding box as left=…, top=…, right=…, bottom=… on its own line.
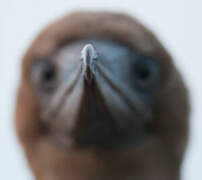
left=0, top=0, right=201, bottom=179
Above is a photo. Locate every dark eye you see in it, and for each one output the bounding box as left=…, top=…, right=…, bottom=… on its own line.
left=31, top=58, right=58, bottom=93
left=134, top=57, right=160, bottom=90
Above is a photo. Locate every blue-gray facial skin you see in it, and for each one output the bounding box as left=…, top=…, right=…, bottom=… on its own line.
left=31, top=39, right=161, bottom=149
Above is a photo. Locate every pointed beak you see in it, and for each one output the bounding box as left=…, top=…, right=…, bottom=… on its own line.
left=40, top=40, right=152, bottom=148
left=81, top=44, right=98, bottom=83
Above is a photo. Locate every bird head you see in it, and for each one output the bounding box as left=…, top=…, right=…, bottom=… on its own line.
left=16, top=12, right=190, bottom=162
left=29, top=38, right=163, bottom=149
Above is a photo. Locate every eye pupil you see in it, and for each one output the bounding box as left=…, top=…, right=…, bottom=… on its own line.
left=40, top=62, right=57, bottom=93
left=32, top=59, right=58, bottom=93
left=133, top=57, right=160, bottom=90
left=136, top=67, right=150, bottom=80
left=42, top=67, right=55, bottom=82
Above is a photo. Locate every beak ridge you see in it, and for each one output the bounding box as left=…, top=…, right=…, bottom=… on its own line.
left=81, top=44, right=98, bottom=82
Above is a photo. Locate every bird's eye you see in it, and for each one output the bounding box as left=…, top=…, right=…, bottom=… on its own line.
left=31, top=58, right=58, bottom=93
left=134, top=57, right=160, bottom=90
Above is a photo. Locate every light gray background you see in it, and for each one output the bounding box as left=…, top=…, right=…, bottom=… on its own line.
left=1, top=0, right=201, bottom=179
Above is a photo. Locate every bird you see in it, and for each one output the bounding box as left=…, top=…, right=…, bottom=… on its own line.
left=15, top=11, right=190, bottom=180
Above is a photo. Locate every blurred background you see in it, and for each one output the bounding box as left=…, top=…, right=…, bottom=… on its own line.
left=0, top=0, right=201, bottom=179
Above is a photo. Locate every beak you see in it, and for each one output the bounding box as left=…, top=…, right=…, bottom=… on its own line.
left=41, top=41, right=151, bottom=148
left=81, top=44, right=98, bottom=83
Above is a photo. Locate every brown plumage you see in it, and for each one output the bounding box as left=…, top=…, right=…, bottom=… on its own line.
left=15, top=12, right=190, bottom=180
